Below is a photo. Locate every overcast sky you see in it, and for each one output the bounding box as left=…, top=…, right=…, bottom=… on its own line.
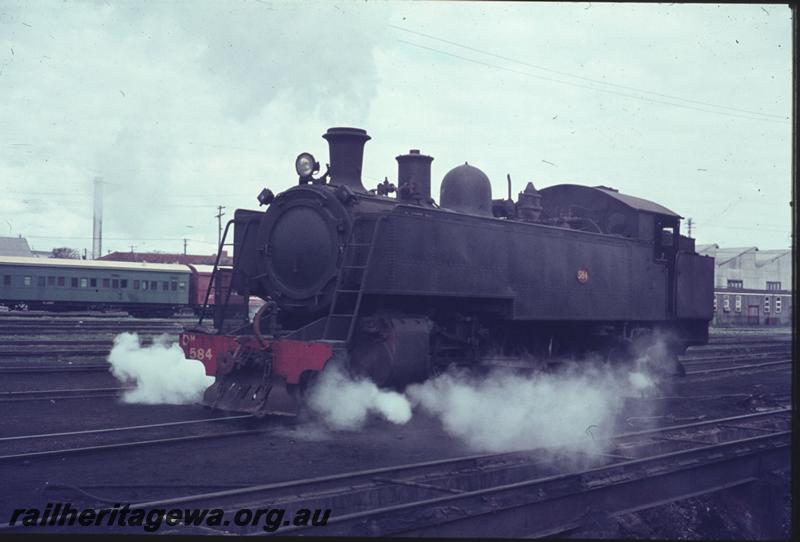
left=0, top=1, right=792, bottom=256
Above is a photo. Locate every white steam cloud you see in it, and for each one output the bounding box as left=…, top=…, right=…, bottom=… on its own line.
left=407, top=359, right=657, bottom=454
left=306, top=347, right=663, bottom=457
left=306, top=363, right=412, bottom=430
left=108, top=332, right=214, bottom=405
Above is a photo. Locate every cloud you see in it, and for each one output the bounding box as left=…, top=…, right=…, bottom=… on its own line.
left=0, top=2, right=791, bottom=253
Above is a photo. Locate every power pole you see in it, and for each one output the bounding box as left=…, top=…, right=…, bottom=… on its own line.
left=687, top=217, right=694, bottom=238
left=183, top=238, right=188, bottom=255
left=215, top=205, right=226, bottom=248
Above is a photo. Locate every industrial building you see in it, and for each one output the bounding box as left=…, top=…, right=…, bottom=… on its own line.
left=0, top=236, right=34, bottom=257
left=697, top=245, right=792, bottom=326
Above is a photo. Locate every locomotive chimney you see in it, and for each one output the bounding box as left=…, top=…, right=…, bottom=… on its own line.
left=322, top=127, right=370, bottom=193
left=396, top=149, right=434, bottom=204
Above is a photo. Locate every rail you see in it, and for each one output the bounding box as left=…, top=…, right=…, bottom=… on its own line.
left=69, top=409, right=790, bottom=537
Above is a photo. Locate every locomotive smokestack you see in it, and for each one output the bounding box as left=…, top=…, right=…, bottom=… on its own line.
left=322, top=127, right=370, bottom=193
left=396, top=149, right=434, bottom=204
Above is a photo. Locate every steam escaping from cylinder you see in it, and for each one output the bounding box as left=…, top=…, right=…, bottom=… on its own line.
left=107, top=332, right=214, bottom=404
left=406, top=340, right=666, bottom=455
left=306, top=362, right=412, bottom=430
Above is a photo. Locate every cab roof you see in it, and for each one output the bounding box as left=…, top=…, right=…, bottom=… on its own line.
left=541, top=184, right=682, bottom=219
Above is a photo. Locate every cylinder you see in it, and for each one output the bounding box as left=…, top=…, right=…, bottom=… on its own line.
left=322, top=127, right=371, bottom=193
left=350, top=316, right=432, bottom=388
left=396, top=149, right=434, bottom=203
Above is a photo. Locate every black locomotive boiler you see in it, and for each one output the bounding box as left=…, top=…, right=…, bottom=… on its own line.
left=180, top=127, right=714, bottom=416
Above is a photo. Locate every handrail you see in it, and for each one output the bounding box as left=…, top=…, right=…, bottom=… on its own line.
left=198, top=218, right=235, bottom=327
left=215, top=220, right=253, bottom=331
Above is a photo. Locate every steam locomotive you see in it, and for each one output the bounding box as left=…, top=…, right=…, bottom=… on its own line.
left=179, top=127, right=714, bottom=416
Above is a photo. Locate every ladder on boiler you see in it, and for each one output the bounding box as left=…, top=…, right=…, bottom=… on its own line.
left=322, top=216, right=383, bottom=343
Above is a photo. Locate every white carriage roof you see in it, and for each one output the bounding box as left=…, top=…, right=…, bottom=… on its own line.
left=0, top=255, right=192, bottom=274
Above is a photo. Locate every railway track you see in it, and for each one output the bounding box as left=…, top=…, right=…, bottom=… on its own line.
left=0, top=338, right=167, bottom=347
left=684, top=342, right=791, bottom=359
left=0, top=415, right=258, bottom=462
left=0, top=327, right=188, bottom=338
left=0, top=311, right=195, bottom=318
left=0, top=315, right=196, bottom=339
left=0, top=342, right=168, bottom=359
left=0, top=386, right=130, bottom=402
left=706, top=336, right=792, bottom=346
left=0, top=363, right=110, bottom=374
left=59, top=409, right=785, bottom=537
left=680, top=349, right=793, bottom=375
left=684, top=359, right=791, bottom=377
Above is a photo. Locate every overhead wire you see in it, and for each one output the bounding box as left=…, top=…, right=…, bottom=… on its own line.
left=398, top=40, right=789, bottom=125
left=389, top=24, right=788, bottom=121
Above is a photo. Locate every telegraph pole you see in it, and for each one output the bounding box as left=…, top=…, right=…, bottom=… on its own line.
left=687, top=217, right=694, bottom=238
left=215, top=205, right=226, bottom=248
left=183, top=238, right=188, bottom=255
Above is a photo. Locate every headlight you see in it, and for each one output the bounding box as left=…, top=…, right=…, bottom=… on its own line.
left=295, top=152, right=319, bottom=179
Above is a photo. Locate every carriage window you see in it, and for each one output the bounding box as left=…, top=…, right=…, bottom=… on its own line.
left=102, top=278, right=110, bottom=288
left=171, top=281, right=178, bottom=291
left=38, top=276, right=46, bottom=287
left=57, top=276, right=65, bottom=286
left=47, top=276, right=55, bottom=286
left=120, top=279, right=128, bottom=289
left=80, top=278, right=88, bottom=288
left=24, top=276, right=32, bottom=286
left=163, top=281, right=169, bottom=291
left=150, top=281, right=157, bottom=290
left=133, top=280, right=140, bottom=290
left=178, top=282, right=186, bottom=290
left=90, top=278, right=97, bottom=288
left=71, top=278, right=78, bottom=288
left=112, top=279, right=119, bottom=288
left=142, top=281, right=149, bottom=290
left=2, top=275, right=10, bottom=286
